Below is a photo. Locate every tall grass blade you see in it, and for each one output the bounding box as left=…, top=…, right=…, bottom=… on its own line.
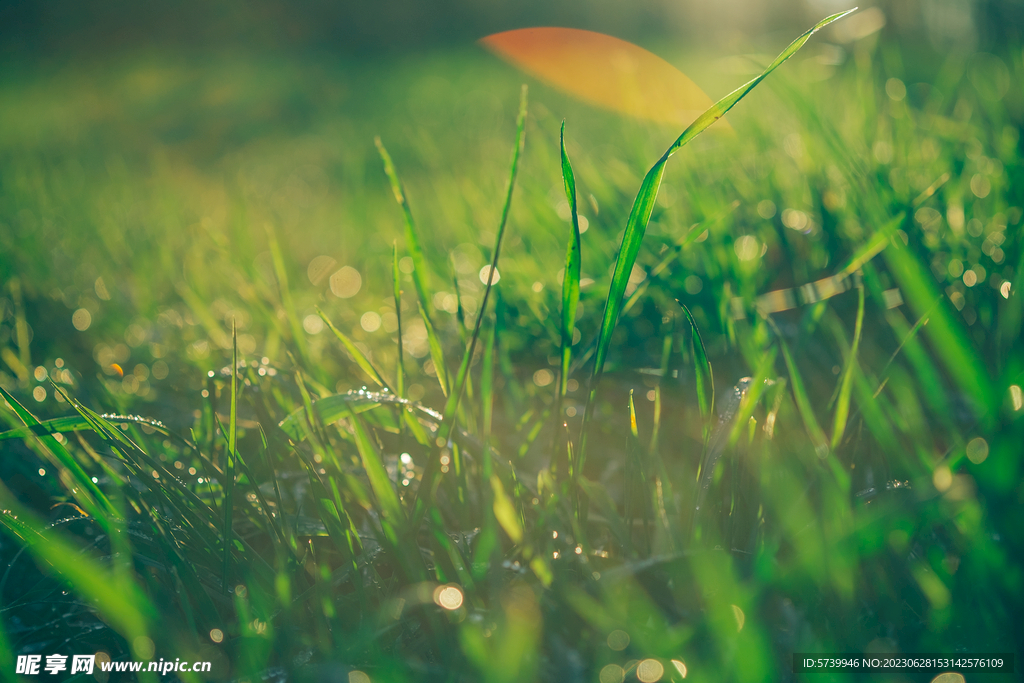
left=678, top=302, right=714, bottom=443
left=778, top=336, right=829, bottom=456
left=376, top=137, right=432, bottom=314
left=831, top=286, right=865, bottom=449
left=393, top=242, right=406, bottom=398
left=343, top=405, right=405, bottom=540
left=419, top=302, right=450, bottom=397
left=579, top=8, right=855, bottom=463
left=558, top=121, right=582, bottom=405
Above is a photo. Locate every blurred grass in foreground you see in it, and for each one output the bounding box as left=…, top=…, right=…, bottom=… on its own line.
left=1, top=14, right=1023, bottom=683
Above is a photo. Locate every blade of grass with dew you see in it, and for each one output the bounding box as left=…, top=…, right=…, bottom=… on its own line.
left=393, top=242, right=406, bottom=398
left=0, top=385, right=114, bottom=523
left=376, top=137, right=432, bottom=315
left=726, top=346, right=778, bottom=447
left=412, top=85, right=529, bottom=527
left=831, top=285, right=865, bottom=449
left=558, top=121, right=582, bottom=407
left=54, top=389, right=227, bottom=554
left=318, top=306, right=391, bottom=391
left=579, top=8, right=856, bottom=465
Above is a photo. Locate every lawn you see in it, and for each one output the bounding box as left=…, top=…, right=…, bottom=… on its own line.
left=0, top=10, right=1022, bottom=682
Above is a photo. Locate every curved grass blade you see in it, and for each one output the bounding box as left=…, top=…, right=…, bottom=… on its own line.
left=0, top=385, right=115, bottom=522
left=831, top=285, right=865, bottom=449
left=419, top=302, right=450, bottom=397
left=558, top=121, right=582, bottom=406
left=376, top=136, right=432, bottom=315
left=778, top=336, right=829, bottom=456
left=393, top=242, right=406, bottom=398
left=579, top=8, right=856, bottom=464
left=0, top=415, right=91, bottom=441
left=678, top=302, right=714, bottom=442
left=318, top=306, right=391, bottom=391
left=343, top=404, right=405, bottom=545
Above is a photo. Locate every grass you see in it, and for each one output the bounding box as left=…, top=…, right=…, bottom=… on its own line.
left=1, top=10, right=1024, bottom=683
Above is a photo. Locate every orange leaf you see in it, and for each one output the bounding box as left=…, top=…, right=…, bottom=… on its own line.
left=480, top=27, right=719, bottom=127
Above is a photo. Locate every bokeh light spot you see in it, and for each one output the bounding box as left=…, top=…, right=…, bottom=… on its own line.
left=303, top=314, right=325, bottom=334
left=361, top=312, right=382, bottom=332
left=330, top=266, right=362, bottom=298
left=479, top=265, right=500, bottom=285
left=433, top=585, right=463, bottom=610
left=1010, top=385, right=1023, bottom=411
left=533, top=369, right=553, bottom=387
left=607, top=629, right=630, bottom=651
left=671, top=659, right=688, bottom=678
left=599, top=664, right=624, bottom=683
left=966, top=437, right=989, bottom=464
left=637, top=658, right=664, bottom=683
left=72, top=308, right=92, bottom=331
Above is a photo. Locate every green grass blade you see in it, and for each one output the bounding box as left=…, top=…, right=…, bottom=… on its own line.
left=831, top=286, right=865, bottom=449
left=558, top=121, right=582, bottom=403
left=882, top=234, right=997, bottom=419
left=376, top=136, right=432, bottom=315
left=419, top=302, right=449, bottom=397
left=836, top=213, right=903, bottom=276
left=393, top=242, right=406, bottom=398
left=678, top=302, right=714, bottom=443
left=778, top=337, right=829, bottom=456
left=343, top=404, right=405, bottom=540
left=666, top=9, right=857, bottom=158
left=482, top=323, right=496, bottom=444
left=440, top=84, right=528, bottom=431
left=0, top=415, right=90, bottom=441
left=0, top=385, right=114, bottom=522
left=579, top=9, right=854, bottom=462
left=318, top=306, right=392, bottom=391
